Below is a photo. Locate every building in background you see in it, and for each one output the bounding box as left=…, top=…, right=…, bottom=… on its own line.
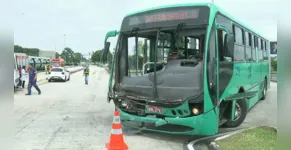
left=39, top=50, right=56, bottom=59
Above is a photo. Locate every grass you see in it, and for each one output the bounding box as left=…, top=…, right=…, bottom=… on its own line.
left=216, top=126, right=277, bottom=150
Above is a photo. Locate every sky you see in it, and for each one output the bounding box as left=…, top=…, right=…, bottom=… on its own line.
left=14, top=0, right=277, bottom=56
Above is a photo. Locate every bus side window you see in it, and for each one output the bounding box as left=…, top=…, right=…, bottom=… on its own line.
left=233, top=25, right=245, bottom=62
left=253, top=36, right=258, bottom=61
left=217, top=29, right=230, bottom=62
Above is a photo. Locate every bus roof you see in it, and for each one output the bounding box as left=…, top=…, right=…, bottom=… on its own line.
left=125, top=3, right=268, bottom=41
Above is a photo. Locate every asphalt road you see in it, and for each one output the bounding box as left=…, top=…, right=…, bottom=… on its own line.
left=14, top=66, right=277, bottom=150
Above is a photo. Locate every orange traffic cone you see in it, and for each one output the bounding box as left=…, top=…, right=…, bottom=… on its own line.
left=106, top=110, right=128, bottom=150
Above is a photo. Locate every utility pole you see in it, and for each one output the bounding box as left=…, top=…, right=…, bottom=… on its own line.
left=64, top=34, right=67, bottom=49
left=64, top=34, right=67, bottom=63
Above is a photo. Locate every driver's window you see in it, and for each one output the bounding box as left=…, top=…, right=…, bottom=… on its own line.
left=127, top=37, right=151, bottom=76
left=217, top=29, right=231, bottom=62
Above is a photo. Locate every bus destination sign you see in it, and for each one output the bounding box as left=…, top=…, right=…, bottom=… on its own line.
left=121, top=6, right=210, bottom=31
left=128, top=9, right=200, bottom=26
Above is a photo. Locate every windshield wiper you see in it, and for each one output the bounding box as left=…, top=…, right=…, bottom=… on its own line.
left=153, top=28, right=162, bottom=98
left=129, top=27, right=140, bottom=36
left=173, top=23, right=186, bottom=44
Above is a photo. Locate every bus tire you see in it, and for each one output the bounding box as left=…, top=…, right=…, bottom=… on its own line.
left=261, top=79, right=267, bottom=100
left=224, top=99, right=247, bottom=128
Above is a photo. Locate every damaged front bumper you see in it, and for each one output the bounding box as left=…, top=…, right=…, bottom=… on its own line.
left=118, top=108, right=214, bottom=136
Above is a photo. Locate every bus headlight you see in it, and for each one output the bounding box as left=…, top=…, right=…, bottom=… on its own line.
left=121, top=100, right=128, bottom=107
left=192, top=107, right=200, bottom=115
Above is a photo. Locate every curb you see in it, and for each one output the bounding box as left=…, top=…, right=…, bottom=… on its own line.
left=186, top=125, right=277, bottom=150
left=212, top=126, right=277, bottom=150
left=214, top=126, right=257, bottom=142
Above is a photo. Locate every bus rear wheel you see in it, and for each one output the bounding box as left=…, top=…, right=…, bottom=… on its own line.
left=224, top=99, right=247, bottom=128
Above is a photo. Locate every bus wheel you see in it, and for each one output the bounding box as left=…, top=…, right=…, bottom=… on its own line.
left=224, top=99, right=247, bottom=128
left=261, top=79, right=267, bottom=100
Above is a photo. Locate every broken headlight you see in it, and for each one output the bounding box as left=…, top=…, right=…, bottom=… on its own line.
left=120, top=99, right=133, bottom=109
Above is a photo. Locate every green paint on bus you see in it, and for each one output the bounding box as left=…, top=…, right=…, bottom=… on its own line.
left=102, top=3, right=270, bottom=136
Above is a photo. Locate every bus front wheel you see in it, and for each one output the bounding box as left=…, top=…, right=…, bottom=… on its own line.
left=224, top=99, right=247, bottom=128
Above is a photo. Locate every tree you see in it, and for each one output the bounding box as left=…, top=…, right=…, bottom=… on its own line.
left=14, top=45, right=83, bottom=65
left=61, top=47, right=75, bottom=64
left=55, top=52, right=60, bottom=58
left=14, top=45, right=40, bottom=56
left=91, top=50, right=103, bottom=63
left=74, top=52, right=82, bottom=64
left=132, top=41, right=144, bottom=57
left=271, top=57, right=277, bottom=72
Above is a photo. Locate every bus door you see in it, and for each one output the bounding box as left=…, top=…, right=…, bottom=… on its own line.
left=216, top=27, right=232, bottom=100
left=251, top=37, right=262, bottom=91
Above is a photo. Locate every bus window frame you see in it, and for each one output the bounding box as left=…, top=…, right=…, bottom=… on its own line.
left=244, top=31, right=252, bottom=62
left=233, top=24, right=246, bottom=63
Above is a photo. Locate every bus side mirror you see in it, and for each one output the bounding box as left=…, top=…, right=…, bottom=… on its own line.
left=102, top=42, right=111, bottom=63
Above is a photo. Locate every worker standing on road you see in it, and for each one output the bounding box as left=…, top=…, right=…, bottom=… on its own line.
left=25, top=63, right=41, bottom=95
left=48, top=65, right=51, bottom=74
left=83, top=67, right=90, bottom=85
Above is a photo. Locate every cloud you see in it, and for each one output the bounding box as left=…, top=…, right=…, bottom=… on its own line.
left=87, top=26, right=115, bottom=32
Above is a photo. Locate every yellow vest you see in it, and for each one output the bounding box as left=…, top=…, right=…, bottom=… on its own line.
left=84, top=69, right=89, bottom=75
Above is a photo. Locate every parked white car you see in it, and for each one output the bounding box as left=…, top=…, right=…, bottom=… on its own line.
left=48, top=67, right=70, bottom=82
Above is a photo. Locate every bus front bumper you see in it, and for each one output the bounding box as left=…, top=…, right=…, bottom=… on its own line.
left=118, top=109, right=210, bottom=135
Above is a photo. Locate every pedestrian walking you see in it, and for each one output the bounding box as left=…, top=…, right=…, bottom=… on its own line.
left=48, top=65, right=51, bottom=74
left=21, top=66, right=28, bottom=89
left=83, top=67, right=90, bottom=85
left=25, top=63, right=41, bottom=95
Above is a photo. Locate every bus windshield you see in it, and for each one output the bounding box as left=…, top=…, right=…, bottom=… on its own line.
left=116, top=27, right=206, bottom=103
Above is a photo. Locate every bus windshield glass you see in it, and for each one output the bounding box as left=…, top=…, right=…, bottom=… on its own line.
left=116, top=26, right=206, bottom=103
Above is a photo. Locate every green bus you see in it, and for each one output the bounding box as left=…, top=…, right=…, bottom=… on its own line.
left=102, top=3, right=270, bottom=136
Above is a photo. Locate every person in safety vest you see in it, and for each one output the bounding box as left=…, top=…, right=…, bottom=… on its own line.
left=83, top=67, right=90, bottom=85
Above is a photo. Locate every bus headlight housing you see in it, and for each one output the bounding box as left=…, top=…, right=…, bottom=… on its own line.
left=121, top=100, right=128, bottom=107
left=192, top=107, right=200, bottom=115
left=120, top=99, right=133, bottom=109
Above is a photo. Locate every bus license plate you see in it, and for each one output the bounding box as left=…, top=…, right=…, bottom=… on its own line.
left=148, top=105, right=162, bottom=113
